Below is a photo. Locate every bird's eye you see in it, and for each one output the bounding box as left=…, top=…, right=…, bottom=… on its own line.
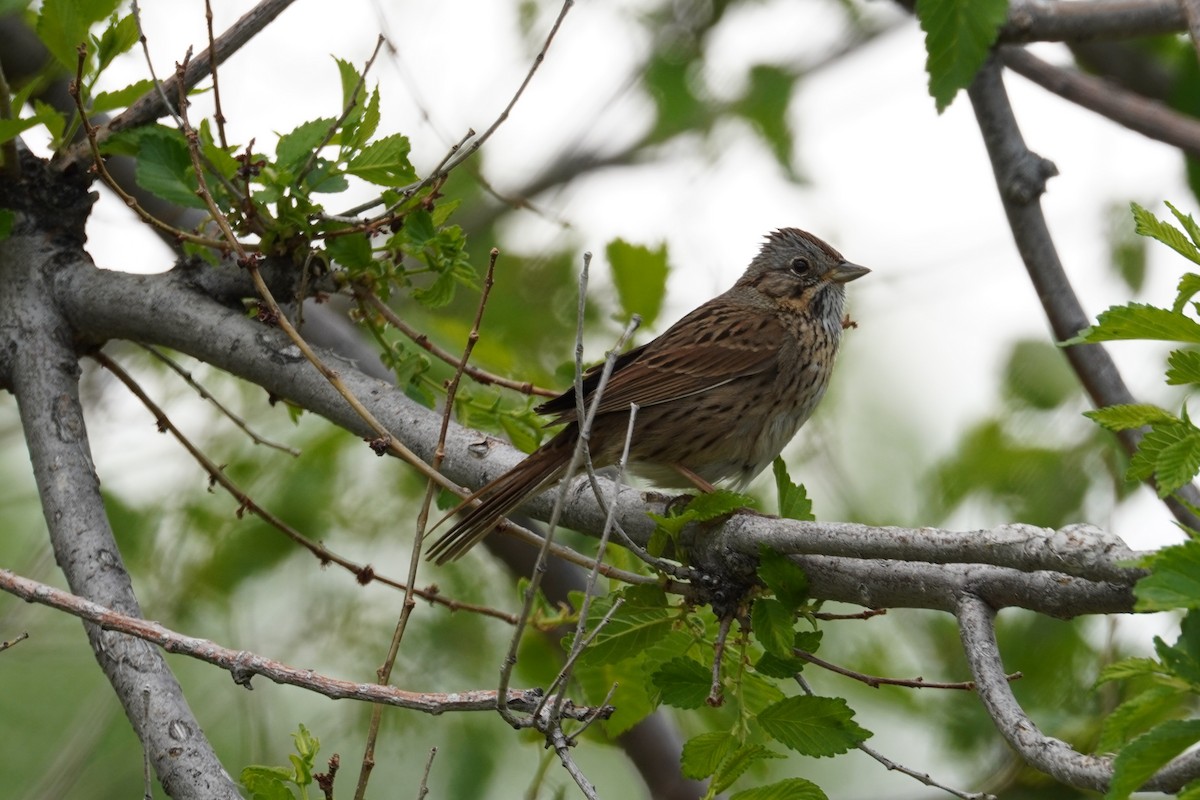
left=789, top=257, right=810, bottom=276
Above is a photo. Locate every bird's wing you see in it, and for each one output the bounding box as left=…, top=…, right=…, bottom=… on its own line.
left=540, top=304, right=785, bottom=423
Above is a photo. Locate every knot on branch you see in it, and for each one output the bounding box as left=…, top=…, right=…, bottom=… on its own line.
left=1003, top=151, right=1058, bottom=205
left=0, top=151, right=94, bottom=247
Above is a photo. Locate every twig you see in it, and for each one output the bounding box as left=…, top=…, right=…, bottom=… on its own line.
left=966, top=54, right=1200, bottom=529
left=352, top=248, right=500, bottom=800
left=708, top=614, right=734, bottom=706
left=549, top=726, right=599, bottom=800
left=812, top=607, right=887, bottom=621
left=1000, top=46, right=1200, bottom=158
left=417, top=747, right=437, bottom=800
left=357, top=290, right=556, bottom=397
left=138, top=345, right=299, bottom=455
left=794, top=673, right=995, bottom=800
left=0, top=631, right=29, bottom=653
left=92, top=351, right=516, bottom=623
left=793, top=648, right=1023, bottom=690
left=0, top=568, right=604, bottom=716
left=203, top=0, right=229, bottom=149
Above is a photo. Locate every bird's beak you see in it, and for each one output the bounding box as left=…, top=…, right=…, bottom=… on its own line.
left=830, top=261, right=870, bottom=284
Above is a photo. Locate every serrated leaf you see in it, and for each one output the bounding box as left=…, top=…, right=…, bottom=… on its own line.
left=576, top=607, right=673, bottom=666
left=754, top=650, right=806, bottom=679
left=681, top=731, right=735, bottom=780
left=275, top=118, right=335, bottom=173
left=1107, top=719, right=1200, bottom=800
left=36, top=0, right=122, bottom=69
left=1074, top=303, right=1200, bottom=345
left=95, top=12, right=138, bottom=72
left=574, top=657, right=659, bottom=736
left=772, top=457, right=814, bottom=521
left=686, top=490, right=757, bottom=521
left=751, top=598, right=797, bottom=658
left=711, top=744, right=787, bottom=795
left=758, top=545, right=810, bottom=610
left=325, top=233, right=375, bottom=271
left=1132, top=202, right=1200, bottom=268
left=606, top=239, right=669, bottom=328
left=135, top=128, right=207, bottom=209
left=757, top=695, right=871, bottom=757
left=741, top=670, right=787, bottom=714
left=1097, top=657, right=1172, bottom=685
left=651, top=656, right=711, bottom=709
left=1156, top=428, right=1200, bottom=495
left=1136, top=539, right=1200, bottom=611
left=91, top=79, right=156, bottom=113
left=730, top=777, right=828, bottom=800
left=915, top=0, right=1008, bottom=113
left=1178, top=274, right=1200, bottom=315
left=0, top=116, right=42, bottom=145
left=1169, top=350, right=1200, bottom=386
left=1098, top=685, right=1189, bottom=753
left=346, top=133, right=417, bottom=186
left=1168, top=202, right=1200, bottom=249
left=1085, top=404, right=1178, bottom=432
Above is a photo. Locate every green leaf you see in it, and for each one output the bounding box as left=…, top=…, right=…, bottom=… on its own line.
left=1003, top=339, right=1078, bottom=409
left=30, top=100, right=65, bottom=147
left=1182, top=779, right=1200, bottom=800
left=651, top=656, right=711, bottom=709
left=1073, top=303, right=1200, bottom=345
left=757, top=545, right=810, bottom=610
left=754, top=650, right=807, bottom=679
left=1126, top=420, right=1200, bottom=496
left=0, top=209, right=13, bottom=241
left=1153, top=610, right=1200, bottom=686
left=751, top=598, right=797, bottom=659
left=734, top=64, right=798, bottom=174
left=239, top=765, right=295, bottom=800
left=1177, top=274, right=1200, bottom=315
left=1136, top=539, right=1200, bottom=611
left=606, top=239, right=669, bottom=328
left=772, top=457, right=814, bottom=522
left=135, top=127, right=207, bottom=209
left=1132, top=202, right=1200, bottom=268
left=730, top=778, right=828, bottom=800
left=576, top=597, right=673, bottom=666
left=1169, top=350, right=1200, bottom=386
left=711, top=744, right=787, bottom=795
left=1168, top=201, right=1200, bottom=249
left=1098, top=685, right=1189, bottom=753
left=1097, top=657, right=1172, bottom=685
left=325, top=233, right=375, bottom=271
left=346, top=133, right=417, bottom=186
left=915, top=0, right=1008, bottom=113
left=91, top=79, right=156, bottom=114
left=681, top=731, right=735, bottom=780
left=1107, top=719, right=1200, bottom=799
left=95, top=12, right=139, bottom=72
left=757, top=695, right=872, bottom=757
left=36, top=0, right=121, bottom=69
left=1085, top=404, right=1177, bottom=432
left=275, top=118, right=336, bottom=173
left=0, top=116, right=42, bottom=145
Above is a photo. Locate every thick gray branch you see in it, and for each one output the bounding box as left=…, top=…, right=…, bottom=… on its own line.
left=0, top=226, right=240, bottom=798
left=957, top=594, right=1200, bottom=793
left=999, top=0, right=1185, bottom=42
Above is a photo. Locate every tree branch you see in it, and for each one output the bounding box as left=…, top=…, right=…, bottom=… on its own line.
left=957, top=593, right=1200, bottom=793
left=0, top=568, right=610, bottom=718
left=998, top=0, right=1185, bottom=43
left=0, top=213, right=240, bottom=798
left=966, top=54, right=1200, bottom=531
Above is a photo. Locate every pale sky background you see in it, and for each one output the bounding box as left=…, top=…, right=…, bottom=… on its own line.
left=45, top=1, right=1194, bottom=795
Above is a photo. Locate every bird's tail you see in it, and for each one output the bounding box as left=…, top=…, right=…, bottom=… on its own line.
left=426, top=431, right=573, bottom=564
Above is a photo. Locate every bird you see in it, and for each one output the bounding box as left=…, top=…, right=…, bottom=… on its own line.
left=427, top=228, right=869, bottom=564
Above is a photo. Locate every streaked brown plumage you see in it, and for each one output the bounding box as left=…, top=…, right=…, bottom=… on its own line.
left=427, top=228, right=869, bottom=564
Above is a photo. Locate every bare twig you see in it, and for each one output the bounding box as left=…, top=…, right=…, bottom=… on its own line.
left=139, top=345, right=299, bottom=455
left=1000, top=46, right=1200, bottom=158
left=353, top=248, right=500, bottom=800
left=203, top=0, right=229, bottom=149
left=0, top=568, right=604, bottom=717
left=793, top=648, right=1023, bottom=691
left=0, top=631, right=29, bottom=653
left=708, top=614, right=734, bottom=706
left=417, top=747, right=437, bottom=800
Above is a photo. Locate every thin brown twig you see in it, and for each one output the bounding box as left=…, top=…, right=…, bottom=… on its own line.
left=812, top=607, right=887, bottom=622
left=357, top=289, right=557, bottom=397
left=92, top=351, right=516, bottom=623
left=0, top=568, right=598, bottom=716
left=417, top=747, right=437, bottom=800
left=138, top=345, right=300, bottom=455
left=203, top=0, right=229, bottom=149
left=708, top=614, right=734, bottom=706
left=793, top=648, right=1023, bottom=690
left=0, top=631, right=29, bottom=653
left=353, top=248, right=500, bottom=800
